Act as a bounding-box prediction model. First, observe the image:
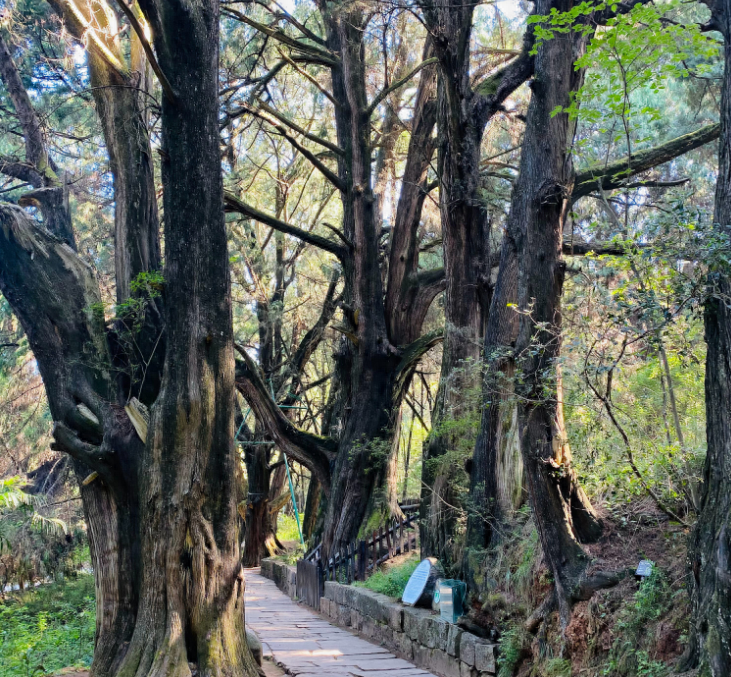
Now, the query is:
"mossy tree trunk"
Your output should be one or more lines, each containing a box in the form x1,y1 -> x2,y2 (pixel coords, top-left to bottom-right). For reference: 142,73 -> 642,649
0,0 -> 262,673
416,0 -> 534,569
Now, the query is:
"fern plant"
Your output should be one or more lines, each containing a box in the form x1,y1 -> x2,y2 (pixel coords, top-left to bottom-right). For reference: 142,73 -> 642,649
0,478 -> 67,552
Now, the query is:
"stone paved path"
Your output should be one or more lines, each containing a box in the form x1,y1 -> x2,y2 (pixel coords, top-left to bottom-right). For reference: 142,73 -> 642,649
245,569 -> 437,677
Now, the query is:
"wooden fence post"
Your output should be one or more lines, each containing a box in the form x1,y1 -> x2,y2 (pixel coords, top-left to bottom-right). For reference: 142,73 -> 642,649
358,540 -> 366,580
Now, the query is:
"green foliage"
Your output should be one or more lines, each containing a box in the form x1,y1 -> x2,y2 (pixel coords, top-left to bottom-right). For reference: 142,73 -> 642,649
353,553 -> 419,599
602,566 -> 673,676
543,659 -> 572,677
0,478 -> 67,552
0,576 -> 95,677
529,0 -> 719,176
277,512 -> 304,544
273,546 -> 304,566
505,524 -> 540,600
497,623 -> 530,677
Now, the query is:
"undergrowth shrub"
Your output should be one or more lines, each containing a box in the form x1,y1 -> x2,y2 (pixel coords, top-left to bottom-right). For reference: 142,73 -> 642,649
0,575 -> 95,677
604,565 -> 672,677
277,512 -> 304,543
497,623 -> 530,677
354,553 -> 419,599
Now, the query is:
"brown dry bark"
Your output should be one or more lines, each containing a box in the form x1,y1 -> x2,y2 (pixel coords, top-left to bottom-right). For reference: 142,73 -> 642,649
684,3 -> 731,675
506,0 -> 599,627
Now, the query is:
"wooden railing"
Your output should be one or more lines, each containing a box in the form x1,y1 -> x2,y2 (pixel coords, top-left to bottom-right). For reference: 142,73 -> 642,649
296,559 -> 322,611
302,511 -> 419,586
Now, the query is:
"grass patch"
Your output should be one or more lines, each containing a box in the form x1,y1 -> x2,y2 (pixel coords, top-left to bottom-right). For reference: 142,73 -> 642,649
0,575 -> 95,677
354,553 -> 419,599
276,512 -> 304,544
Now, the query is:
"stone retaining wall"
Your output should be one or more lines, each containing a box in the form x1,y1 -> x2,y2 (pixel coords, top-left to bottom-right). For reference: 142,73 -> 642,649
259,558 -> 297,599
259,558 -> 497,677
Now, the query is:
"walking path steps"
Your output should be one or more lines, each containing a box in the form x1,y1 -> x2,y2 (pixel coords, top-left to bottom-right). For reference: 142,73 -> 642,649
245,569 -> 438,677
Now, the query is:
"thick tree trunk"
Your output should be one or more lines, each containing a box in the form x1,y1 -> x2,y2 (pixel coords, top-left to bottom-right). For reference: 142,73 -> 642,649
316,4 -> 403,556
467,225 -> 598,556
1,3 -> 259,674
303,476 -> 321,543
0,204 -> 148,677
508,0 -> 599,627
416,0 -> 535,567
77,464 -> 139,677
466,1 -> 602,561
46,1 -> 161,304
113,0 -> 258,674
466,243 -> 522,552
0,23 -> 160,677
684,4 -> 731,674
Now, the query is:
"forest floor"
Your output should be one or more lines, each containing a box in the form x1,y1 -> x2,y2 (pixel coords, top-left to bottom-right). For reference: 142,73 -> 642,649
471,501 -> 692,677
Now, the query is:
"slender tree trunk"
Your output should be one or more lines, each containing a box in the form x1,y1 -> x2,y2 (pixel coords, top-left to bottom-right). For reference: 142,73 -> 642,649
303,475 -> 321,543
92,54 -> 160,306
418,2 -> 492,568
684,4 -> 731,674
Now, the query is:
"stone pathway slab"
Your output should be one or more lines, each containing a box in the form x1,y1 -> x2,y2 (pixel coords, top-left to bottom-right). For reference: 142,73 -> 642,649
245,569 -> 437,677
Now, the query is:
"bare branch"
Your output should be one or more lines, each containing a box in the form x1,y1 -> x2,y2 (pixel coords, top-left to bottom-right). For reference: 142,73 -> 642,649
110,0 -> 176,102
222,8 -> 338,66
286,268 -> 341,386
261,2 -> 327,46
250,101 -> 344,156
0,35 -> 49,180
366,57 -> 438,118
0,157 -> 43,186
224,191 -> 347,259
47,0 -> 128,76
276,48 -> 338,107
394,329 -> 443,403
241,103 -> 345,189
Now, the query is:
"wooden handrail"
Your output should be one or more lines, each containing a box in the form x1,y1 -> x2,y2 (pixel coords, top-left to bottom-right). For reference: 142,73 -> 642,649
302,512 -> 419,589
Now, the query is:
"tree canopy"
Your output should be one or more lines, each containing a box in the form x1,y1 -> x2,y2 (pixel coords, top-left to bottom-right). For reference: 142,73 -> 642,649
1,0 -> 731,676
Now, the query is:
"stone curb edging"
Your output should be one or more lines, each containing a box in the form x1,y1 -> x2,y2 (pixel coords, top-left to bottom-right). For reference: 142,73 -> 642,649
259,558 -> 497,677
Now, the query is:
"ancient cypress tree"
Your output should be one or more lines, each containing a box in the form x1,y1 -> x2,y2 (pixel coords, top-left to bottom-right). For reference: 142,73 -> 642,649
0,1 -> 260,674
228,4 -> 448,556
504,0 -> 599,627
465,0 -> 721,562
461,0 -> 719,624
415,0 -> 533,567
684,1 -> 731,674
